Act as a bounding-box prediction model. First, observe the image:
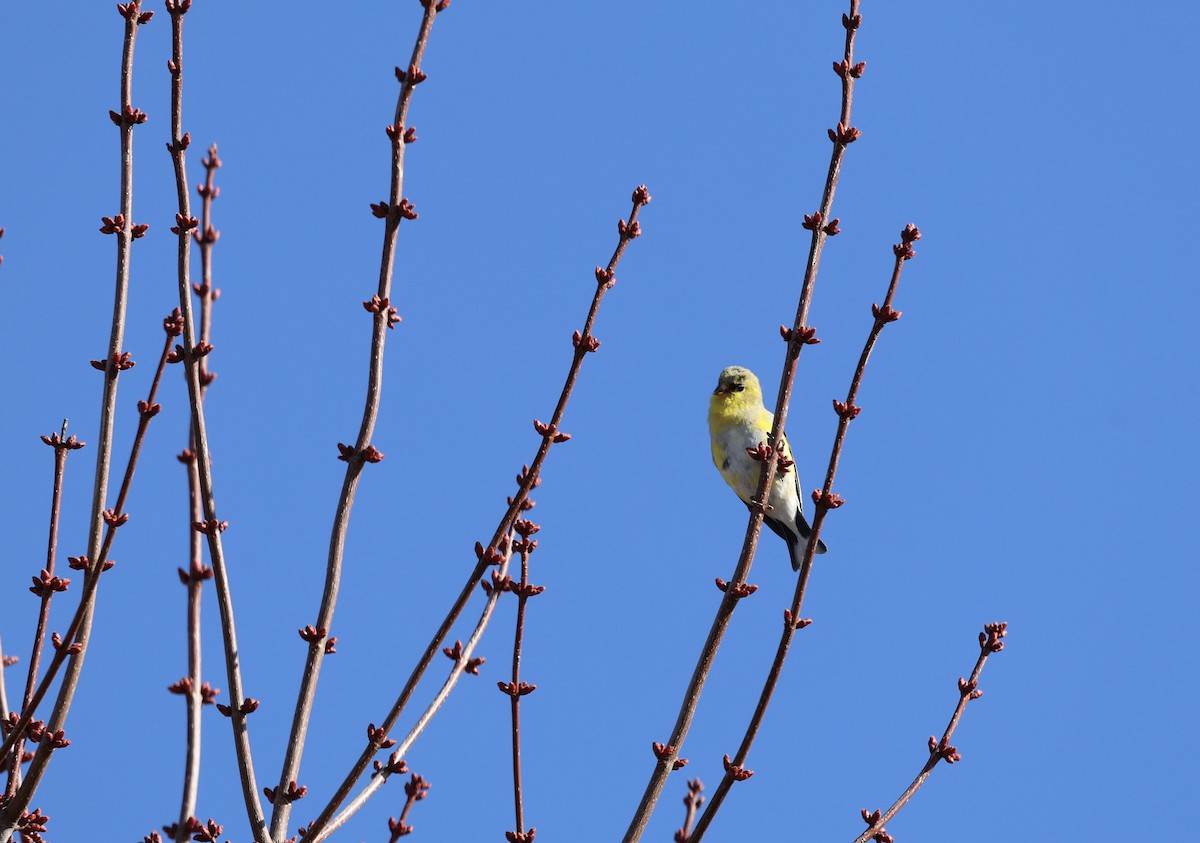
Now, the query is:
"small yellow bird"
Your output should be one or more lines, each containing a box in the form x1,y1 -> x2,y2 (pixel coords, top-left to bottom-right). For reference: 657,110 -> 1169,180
708,365 -> 827,570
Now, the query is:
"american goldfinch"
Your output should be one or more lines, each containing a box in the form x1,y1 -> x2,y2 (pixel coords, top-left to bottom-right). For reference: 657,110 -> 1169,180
708,365 -> 827,570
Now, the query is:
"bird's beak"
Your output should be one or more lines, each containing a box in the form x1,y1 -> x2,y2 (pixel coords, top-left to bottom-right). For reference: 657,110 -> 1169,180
713,383 -> 729,396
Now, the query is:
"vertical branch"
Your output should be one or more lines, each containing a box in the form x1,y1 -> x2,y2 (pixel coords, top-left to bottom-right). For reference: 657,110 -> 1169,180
504,519 -> 545,843
163,2 -> 268,841
268,4 -> 445,837
855,624 -> 1008,843
171,145 -> 220,842
687,225 -> 921,842
675,780 -> 705,843
3,426 -> 83,798
622,5 -> 864,840
0,311 -> 177,841
0,6 -> 153,840
167,11 -> 223,838
298,186 -> 651,843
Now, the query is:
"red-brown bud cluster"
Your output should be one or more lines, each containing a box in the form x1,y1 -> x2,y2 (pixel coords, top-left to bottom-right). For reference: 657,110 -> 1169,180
177,559 -> 213,584
475,543 -> 507,567
137,400 -> 162,419
632,185 -> 652,206
651,742 -> 676,762
833,399 -> 862,420
50,632 -> 83,654
15,807 -> 50,842
595,266 -> 616,287
298,625 -> 327,643
117,1 -> 155,21
263,781 -> 307,805
27,721 -> 70,749
41,432 -> 85,451
721,754 -> 753,781
91,351 -> 137,372
163,308 -> 185,337
214,698 -> 259,718
980,621 -> 1008,653
29,569 -> 70,597
860,809 -> 894,843
871,302 -> 902,323
811,489 -> 845,509
533,419 -> 571,443
103,509 -> 130,527
958,677 -> 983,700
714,578 -> 758,599
364,725 -> 398,749
192,519 -> 228,535
572,330 -> 601,352
928,735 -> 961,763
831,59 -> 867,79
827,122 -> 861,145
191,818 -> 223,843
404,772 -> 431,800
497,681 -> 536,697
783,610 -> 813,630
170,213 -> 199,234
506,830 -> 537,843
109,105 -> 149,126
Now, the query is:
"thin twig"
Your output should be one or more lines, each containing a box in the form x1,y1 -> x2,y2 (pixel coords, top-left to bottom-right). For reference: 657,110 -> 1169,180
298,186 -> 650,843
307,553 -> 512,843
0,7 -> 152,839
162,2 -> 268,840
267,3 -> 444,835
170,36 -> 223,843
0,321 -> 173,778
855,623 -> 1008,843
384,771 -> 430,842
505,519 -> 545,843
675,779 -> 705,843
3,424 -> 82,798
1,308 -> 176,838
622,4 -> 864,840
688,225 -> 921,841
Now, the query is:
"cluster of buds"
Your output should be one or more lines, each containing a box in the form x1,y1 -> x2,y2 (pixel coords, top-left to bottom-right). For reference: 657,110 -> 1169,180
860,809 -> 894,843
652,741 -> 688,771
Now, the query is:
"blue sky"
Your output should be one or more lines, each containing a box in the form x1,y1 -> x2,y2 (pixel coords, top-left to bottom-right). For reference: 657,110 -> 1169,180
1,2 -> 1197,841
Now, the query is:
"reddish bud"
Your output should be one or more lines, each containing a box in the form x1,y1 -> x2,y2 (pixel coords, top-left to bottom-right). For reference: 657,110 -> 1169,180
722,754 -> 753,781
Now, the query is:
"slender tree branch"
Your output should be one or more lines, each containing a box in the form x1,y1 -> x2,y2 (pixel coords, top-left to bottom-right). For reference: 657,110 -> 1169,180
162,2 -> 268,840
688,225 -> 920,841
308,553 -> 512,843
0,7 -> 152,839
0,318 -> 174,779
299,186 -> 650,843
383,770 -> 431,842
855,623 -> 1008,843
3,424 -> 81,798
504,519 -> 545,843
268,4 -> 446,835
675,779 -> 705,843
171,74 -> 223,843
622,4 -> 864,839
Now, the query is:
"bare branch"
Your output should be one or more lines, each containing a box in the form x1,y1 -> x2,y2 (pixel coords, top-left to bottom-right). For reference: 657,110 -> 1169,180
855,623 -> 1009,843
622,3 -> 865,838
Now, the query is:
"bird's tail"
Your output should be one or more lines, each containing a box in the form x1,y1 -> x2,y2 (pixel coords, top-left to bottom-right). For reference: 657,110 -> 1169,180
785,533 -> 828,572
763,510 -> 828,571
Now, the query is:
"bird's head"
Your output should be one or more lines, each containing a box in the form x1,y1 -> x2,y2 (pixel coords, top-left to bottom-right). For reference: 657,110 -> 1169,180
711,365 -> 763,411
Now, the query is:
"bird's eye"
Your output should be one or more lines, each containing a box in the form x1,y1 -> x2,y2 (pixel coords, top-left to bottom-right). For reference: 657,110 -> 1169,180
731,384 -> 745,392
